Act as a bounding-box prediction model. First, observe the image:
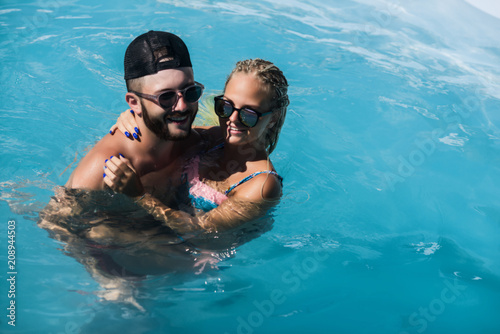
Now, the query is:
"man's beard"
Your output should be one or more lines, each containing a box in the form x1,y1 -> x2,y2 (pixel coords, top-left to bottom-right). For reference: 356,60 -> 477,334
141,102 -> 194,141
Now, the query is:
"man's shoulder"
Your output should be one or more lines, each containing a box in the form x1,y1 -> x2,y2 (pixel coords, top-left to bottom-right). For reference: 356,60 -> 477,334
84,134 -> 126,163
66,134 -> 128,190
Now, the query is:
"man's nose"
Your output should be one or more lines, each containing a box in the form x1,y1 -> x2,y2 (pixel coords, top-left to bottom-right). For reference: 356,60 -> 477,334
172,92 -> 188,112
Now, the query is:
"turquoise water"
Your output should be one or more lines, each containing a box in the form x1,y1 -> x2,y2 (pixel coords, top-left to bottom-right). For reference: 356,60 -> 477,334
1,0 -> 500,333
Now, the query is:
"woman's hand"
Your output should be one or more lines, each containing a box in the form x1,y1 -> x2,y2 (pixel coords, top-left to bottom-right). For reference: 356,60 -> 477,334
109,109 -> 141,140
103,154 -> 145,197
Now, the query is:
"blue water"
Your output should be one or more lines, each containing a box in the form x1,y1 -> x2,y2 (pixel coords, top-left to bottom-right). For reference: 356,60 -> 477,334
1,0 -> 500,333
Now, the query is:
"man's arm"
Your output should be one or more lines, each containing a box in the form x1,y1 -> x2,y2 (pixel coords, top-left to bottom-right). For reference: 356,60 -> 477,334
66,150 -> 107,189
66,134 -> 124,190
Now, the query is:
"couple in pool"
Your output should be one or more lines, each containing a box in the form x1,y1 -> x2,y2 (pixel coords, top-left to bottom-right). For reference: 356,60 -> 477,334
38,30 -> 288,307
41,30 -> 288,257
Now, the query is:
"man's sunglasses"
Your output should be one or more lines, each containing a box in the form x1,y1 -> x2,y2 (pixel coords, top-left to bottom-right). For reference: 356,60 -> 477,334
214,95 -> 273,128
129,82 -> 204,110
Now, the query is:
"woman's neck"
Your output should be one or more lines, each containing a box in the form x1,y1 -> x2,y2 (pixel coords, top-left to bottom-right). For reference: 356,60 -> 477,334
219,142 -> 268,174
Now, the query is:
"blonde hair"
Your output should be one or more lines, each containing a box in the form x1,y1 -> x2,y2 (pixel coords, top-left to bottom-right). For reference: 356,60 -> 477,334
225,59 -> 289,154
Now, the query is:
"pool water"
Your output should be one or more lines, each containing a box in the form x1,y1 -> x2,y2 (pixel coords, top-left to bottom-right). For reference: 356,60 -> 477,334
1,0 -> 500,333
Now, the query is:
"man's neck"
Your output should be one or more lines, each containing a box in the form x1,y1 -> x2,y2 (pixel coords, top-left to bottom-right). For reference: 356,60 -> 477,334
138,131 -> 175,158
125,129 -> 179,175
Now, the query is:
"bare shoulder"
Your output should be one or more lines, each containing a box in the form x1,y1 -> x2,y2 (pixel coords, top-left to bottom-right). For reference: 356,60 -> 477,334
231,171 -> 283,203
66,134 -> 126,190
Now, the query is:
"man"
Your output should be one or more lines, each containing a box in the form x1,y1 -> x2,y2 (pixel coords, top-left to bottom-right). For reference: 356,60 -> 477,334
66,30 -> 206,194
38,32 -> 216,303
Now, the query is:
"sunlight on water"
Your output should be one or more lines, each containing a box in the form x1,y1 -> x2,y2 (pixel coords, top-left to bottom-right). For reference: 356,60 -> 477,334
1,0 -> 500,333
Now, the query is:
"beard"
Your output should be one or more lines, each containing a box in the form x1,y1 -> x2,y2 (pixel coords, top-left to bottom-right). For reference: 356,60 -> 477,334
141,101 -> 195,141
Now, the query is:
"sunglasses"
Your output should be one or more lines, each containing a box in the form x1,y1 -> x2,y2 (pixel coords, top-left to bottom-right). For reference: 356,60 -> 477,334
214,95 -> 273,128
129,82 -> 204,110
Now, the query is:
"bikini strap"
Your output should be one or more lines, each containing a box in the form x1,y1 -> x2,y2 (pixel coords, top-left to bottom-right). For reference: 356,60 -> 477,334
197,128 -> 224,155
206,142 -> 224,154
224,171 -> 283,195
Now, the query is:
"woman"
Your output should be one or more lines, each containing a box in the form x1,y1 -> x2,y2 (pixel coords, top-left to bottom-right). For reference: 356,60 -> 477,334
105,59 -> 289,235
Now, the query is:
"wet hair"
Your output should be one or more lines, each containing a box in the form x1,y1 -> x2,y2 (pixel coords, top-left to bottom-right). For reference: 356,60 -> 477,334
225,59 -> 289,154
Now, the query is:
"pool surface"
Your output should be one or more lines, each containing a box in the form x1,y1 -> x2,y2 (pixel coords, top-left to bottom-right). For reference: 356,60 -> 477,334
1,0 -> 500,333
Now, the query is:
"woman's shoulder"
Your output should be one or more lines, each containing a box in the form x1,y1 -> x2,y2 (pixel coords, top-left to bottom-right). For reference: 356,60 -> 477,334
227,165 -> 283,202
193,126 -> 222,140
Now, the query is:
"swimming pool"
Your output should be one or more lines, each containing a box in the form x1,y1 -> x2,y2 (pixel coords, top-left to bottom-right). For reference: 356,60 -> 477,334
1,0 -> 500,332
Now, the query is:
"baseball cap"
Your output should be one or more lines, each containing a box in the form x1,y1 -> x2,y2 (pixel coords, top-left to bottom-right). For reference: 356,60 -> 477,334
124,30 -> 192,80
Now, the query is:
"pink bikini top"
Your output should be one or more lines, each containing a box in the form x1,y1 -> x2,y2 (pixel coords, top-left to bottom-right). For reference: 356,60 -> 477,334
183,145 -> 282,212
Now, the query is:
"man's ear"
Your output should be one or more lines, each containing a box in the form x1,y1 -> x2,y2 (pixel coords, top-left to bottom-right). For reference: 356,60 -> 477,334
125,93 -> 142,115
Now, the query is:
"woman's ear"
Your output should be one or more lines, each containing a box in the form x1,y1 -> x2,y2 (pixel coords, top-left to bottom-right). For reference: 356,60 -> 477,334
125,92 -> 142,115
267,111 -> 280,129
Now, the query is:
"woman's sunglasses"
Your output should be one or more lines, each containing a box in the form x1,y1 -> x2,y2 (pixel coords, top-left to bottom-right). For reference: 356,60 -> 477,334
214,95 -> 272,128
129,82 -> 204,110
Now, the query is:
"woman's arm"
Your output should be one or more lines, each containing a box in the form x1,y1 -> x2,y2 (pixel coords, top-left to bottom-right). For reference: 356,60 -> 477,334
104,156 -> 281,234
135,192 -> 276,234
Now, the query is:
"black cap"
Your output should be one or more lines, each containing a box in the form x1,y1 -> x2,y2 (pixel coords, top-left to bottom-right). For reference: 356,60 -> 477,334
124,30 -> 192,80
